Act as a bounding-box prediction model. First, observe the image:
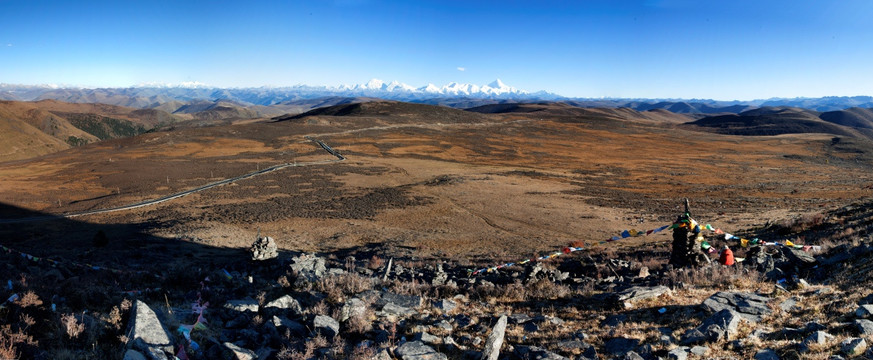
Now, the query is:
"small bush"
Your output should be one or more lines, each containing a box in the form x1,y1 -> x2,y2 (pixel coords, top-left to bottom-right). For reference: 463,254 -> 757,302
61,313 -> 85,339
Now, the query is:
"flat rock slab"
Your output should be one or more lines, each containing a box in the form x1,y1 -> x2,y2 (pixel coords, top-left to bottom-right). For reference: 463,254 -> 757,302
394,340 -> 448,360
380,292 -> 423,308
223,342 -> 257,360
127,300 -> 173,360
612,285 -> 671,308
224,299 -> 259,313
702,292 -> 772,322
681,309 -> 742,345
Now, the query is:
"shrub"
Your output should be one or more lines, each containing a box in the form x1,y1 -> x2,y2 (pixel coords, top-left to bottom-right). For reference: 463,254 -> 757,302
61,313 -> 85,339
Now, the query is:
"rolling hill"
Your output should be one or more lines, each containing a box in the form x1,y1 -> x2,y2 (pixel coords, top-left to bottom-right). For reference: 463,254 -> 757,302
819,107 -> 873,129
274,100 -> 490,125
685,107 -> 873,139
0,100 -> 186,162
0,101 -> 99,160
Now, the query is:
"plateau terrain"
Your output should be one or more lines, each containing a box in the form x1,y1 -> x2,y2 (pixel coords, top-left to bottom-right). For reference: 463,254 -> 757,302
2,100 -> 873,359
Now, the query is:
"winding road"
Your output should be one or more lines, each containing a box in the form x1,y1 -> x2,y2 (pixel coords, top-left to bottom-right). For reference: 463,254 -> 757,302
0,138 -> 345,224
1,119 -> 526,224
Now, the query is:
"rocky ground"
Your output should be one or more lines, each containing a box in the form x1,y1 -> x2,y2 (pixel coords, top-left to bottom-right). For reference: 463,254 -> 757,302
2,200 -> 873,360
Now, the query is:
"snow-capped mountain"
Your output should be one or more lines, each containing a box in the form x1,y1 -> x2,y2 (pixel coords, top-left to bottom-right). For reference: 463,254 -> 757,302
337,78 -> 529,98
0,79 -> 557,108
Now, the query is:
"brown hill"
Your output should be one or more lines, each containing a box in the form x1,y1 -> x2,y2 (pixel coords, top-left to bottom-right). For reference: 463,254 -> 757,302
466,102 -> 691,123
274,100 -> 490,126
819,107 -> 873,129
0,100 -> 190,162
32,99 -> 184,127
685,107 -> 867,138
0,101 -> 99,160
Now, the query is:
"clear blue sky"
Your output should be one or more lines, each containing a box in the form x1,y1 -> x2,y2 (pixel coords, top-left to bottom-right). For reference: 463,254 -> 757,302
1,0 -> 872,100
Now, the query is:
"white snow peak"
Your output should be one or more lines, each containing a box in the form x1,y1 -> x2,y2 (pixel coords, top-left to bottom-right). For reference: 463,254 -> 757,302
344,78 -> 526,97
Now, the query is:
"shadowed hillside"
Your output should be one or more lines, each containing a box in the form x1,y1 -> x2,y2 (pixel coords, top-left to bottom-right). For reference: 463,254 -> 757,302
685,107 -> 870,139
820,107 -> 873,129
274,101 -> 491,125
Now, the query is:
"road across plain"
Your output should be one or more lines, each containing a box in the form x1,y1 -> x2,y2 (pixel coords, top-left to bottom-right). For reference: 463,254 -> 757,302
0,138 -> 345,224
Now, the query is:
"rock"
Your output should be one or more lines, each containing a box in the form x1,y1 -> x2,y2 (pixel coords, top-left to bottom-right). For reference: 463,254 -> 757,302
666,347 -> 688,360
433,299 -> 457,312
690,345 -> 709,356
856,319 -> 873,335
782,247 -> 816,266
612,285 -> 671,309
375,349 -> 393,360
394,340 -> 448,360
224,299 -> 259,313
290,253 -> 327,283
523,322 -> 539,333
417,331 -> 441,345
223,342 -> 257,360
841,338 -> 867,356
432,263 -> 448,286
312,315 -> 339,339
250,236 -> 278,261
856,304 -> 873,318
513,345 -> 569,360
481,315 -> 507,360
434,320 -> 453,331
508,313 -> 532,324
555,339 -> 585,351
636,266 -> 650,278
380,292 -> 423,309
123,349 -> 148,360
620,351 -> 645,360
264,295 -> 302,315
602,314 -> 627,328
271,316 -> 307,337
681,309 -> 741,345
126,300 -> 173,360
340,298 -> 367,322
805,330 -> 834,345
604,337 -> 639,356
754,349 -> 780,360
380,303 -> 416,317
702,291 -> 772,322
779,297 -> 799,312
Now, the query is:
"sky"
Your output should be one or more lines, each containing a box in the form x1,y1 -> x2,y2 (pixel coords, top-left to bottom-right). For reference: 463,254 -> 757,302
1,0 -> 873,100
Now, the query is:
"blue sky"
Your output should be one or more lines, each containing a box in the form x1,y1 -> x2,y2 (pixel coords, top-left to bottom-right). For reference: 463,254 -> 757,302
1,0 -> 872,100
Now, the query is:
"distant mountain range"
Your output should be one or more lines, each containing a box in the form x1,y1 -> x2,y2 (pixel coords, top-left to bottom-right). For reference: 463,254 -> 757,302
2,81 -> 873,115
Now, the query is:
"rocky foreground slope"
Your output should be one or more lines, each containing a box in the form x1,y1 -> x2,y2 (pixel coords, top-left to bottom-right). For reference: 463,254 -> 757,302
2,201 -> 873,360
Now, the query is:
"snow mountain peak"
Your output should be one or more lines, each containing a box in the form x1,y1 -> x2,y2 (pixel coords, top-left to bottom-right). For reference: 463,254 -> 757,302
341,79 -> 529,98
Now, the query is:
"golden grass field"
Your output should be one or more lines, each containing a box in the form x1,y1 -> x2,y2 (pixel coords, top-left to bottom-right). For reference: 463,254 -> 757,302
2,102 -> 872,267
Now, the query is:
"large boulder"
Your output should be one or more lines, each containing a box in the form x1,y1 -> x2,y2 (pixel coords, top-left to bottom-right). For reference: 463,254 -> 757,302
702,292 -> 772,322
250,236 -> 278,261
481,315 -> 507,360
126,300 -> 173,360
312,315 -> 340,339
681,309 -> 742,345
290,253 -> 327,284
264,294 -> 303,315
